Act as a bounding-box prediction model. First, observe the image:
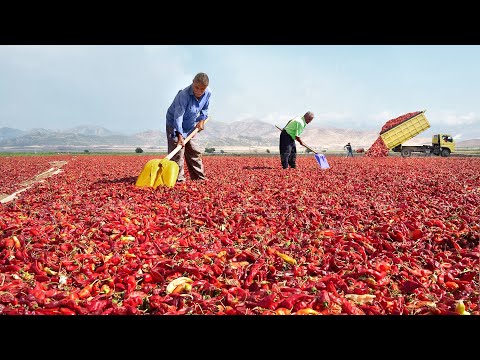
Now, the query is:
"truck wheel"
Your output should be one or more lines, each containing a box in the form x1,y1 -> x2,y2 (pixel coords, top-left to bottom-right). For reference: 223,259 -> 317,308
441,148 -> 451,157
432,148 -> 440,156
401,149 -> 411,157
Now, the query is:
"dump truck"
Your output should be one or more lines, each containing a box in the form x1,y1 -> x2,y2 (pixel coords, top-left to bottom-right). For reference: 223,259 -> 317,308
380,110 -> 455,157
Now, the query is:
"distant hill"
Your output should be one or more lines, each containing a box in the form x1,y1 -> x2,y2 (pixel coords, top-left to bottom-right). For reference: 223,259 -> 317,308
0,124 -> 165,147
61,125 -> 123,137
0,127 -> 26,142
456,139 -> 480,148
1,121 -> 479,151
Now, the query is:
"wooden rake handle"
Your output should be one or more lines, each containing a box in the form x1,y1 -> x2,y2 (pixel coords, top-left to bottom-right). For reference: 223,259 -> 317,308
275,125 -> 317,154
166,117 -> 210,160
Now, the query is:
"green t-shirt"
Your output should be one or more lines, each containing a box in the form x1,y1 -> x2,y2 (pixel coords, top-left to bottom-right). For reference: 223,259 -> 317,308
284,116 -> 307,140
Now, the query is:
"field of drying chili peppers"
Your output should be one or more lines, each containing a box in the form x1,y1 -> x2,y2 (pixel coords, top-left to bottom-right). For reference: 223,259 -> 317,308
0,154 -> 479,315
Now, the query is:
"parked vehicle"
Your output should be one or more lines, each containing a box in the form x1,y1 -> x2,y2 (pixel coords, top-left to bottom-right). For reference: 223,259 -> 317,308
380,110 -> 455,157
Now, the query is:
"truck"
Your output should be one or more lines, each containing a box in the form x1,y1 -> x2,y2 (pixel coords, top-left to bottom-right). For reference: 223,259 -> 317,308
380,110 -> 455,158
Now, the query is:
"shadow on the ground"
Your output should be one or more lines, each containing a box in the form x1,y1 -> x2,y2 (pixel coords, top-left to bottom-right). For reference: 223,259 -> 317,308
94,176 -> 137,185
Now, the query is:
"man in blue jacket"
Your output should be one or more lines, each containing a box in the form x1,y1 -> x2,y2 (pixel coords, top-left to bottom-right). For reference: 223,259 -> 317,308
166,72 -> 211,182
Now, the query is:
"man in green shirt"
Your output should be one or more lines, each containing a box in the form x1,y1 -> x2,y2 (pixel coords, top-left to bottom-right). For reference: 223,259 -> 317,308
279,111 -> 314,169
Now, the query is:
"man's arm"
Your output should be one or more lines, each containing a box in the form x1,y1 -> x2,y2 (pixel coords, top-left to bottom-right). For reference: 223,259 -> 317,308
295,136 -> 304,146
198,93 -> 210,121
172,95 -> 189,146
196,93 -> 210,131
173,115 -> 186,147
293,121 -> 305,146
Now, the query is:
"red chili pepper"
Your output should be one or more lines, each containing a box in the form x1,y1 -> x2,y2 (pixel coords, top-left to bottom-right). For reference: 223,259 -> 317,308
380,240 -> 395,251
315,290 -> 331,310
223,292 -> 236,305
1,264 -> 21,272
60,307 -> 76,315
61,259 -> 75,267
244,259 -> 264,288
274,308 -> 291,315
220,236 -> 233,246
115,283 -> 126,292
228,286 -> 247,300
375,262 -> 391,272
293,266 -> 307,277
78,282 -> 95,299
143,273 -> 153,283
450,239 -> 462,252
326,281 -> 340,297
86,299 -> 109,313
77,287 -> 91,299
65,300 -> 89,315
34,308 -> 61,315
375,277 -> 391,287
44,289 -> 59,298
268,264 -> 277,275
224,306 -> 238,315
44,298 -> 68,309
404,266 -> 431,278
318,274 -> 338,283
256,293 -> 278,310
101,308 -> 114,315
126,275 -> 136,295
365,269 -> 386,280
211,263 -> 223,276
431,219 -> 446,229
35,275 -> 50,282
278,293 -> 311,309
29,228 -> 40,237
32,260 -> 47,276
293,301 -> 311,313
445,281 -> 459,290
64,264 -> 78,272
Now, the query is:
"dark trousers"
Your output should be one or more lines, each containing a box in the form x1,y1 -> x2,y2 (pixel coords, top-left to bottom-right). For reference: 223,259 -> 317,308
279,130 -> 296,169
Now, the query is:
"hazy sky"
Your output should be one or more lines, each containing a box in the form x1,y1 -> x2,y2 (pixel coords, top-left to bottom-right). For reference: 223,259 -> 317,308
1,45 -> 479,139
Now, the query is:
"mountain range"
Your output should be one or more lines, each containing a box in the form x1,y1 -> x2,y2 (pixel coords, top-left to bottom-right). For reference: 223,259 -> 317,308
0,120 -> 479,151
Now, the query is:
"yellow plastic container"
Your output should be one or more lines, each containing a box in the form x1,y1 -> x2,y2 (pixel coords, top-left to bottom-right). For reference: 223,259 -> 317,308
380,111 -> 431,150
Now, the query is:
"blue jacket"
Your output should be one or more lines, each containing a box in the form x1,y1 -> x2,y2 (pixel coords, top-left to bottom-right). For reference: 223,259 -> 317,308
166,84 -> 211,138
